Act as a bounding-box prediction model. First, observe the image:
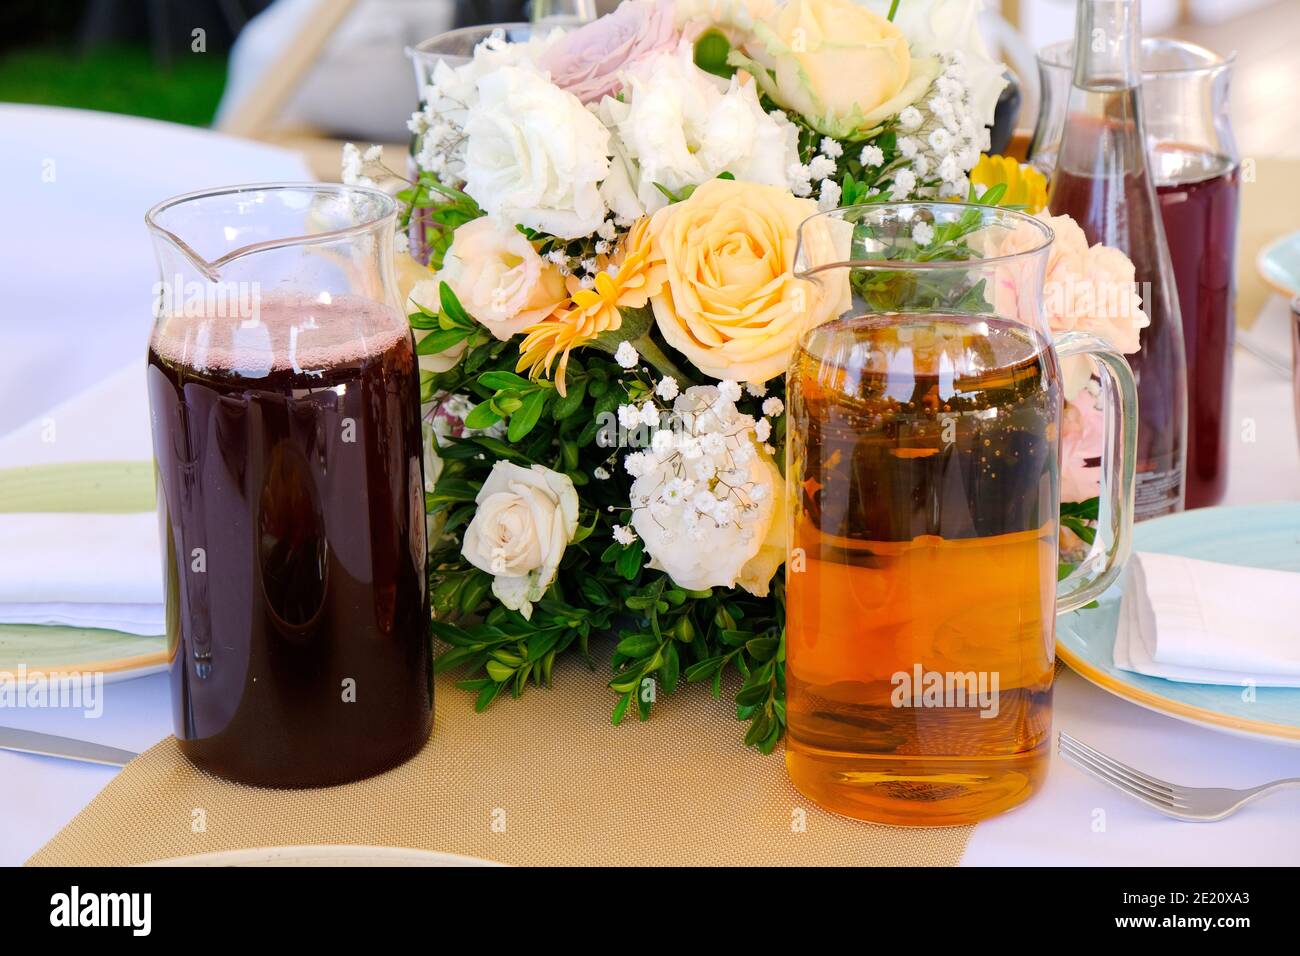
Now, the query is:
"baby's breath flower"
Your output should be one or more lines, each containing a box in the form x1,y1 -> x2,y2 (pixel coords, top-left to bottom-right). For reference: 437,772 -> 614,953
808,155 -> 836,180
899,106 -> 924,131
612,524 -> 637,545
615,341 -> 639,369
818,179 -> 842,211
762,397 -> 784,417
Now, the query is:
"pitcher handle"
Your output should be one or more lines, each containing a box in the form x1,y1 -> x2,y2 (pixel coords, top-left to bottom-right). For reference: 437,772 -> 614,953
1053,332 -> 1138,614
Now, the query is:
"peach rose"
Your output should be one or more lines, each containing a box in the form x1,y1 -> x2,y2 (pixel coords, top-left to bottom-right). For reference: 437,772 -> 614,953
731,0 -> 937,139
440,216 -> 568,341
645,178 -> 850,384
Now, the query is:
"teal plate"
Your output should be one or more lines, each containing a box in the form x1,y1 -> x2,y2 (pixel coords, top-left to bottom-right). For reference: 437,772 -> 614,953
1258,230 -> 1300,298
1057,503 -> 1300,746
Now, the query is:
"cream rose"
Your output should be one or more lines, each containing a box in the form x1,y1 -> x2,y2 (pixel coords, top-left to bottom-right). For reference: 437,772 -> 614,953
646,178 -> 851,384
731,0 -> 938,139
439,216 -> 568,341
461,462 -> 579,619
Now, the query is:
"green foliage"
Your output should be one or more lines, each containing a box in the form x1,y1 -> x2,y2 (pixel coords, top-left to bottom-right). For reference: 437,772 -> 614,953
1060,497 -> 1101,546
396,175 -> 484,271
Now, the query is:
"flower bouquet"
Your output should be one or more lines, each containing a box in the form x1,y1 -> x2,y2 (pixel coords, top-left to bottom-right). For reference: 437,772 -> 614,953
343,0 -> 1148,751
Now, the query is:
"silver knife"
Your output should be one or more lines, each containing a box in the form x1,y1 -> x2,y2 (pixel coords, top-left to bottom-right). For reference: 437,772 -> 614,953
0,726 -> 138,767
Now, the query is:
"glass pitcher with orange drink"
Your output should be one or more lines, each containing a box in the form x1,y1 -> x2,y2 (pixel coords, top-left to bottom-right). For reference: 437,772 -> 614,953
784,202 -> 1137,825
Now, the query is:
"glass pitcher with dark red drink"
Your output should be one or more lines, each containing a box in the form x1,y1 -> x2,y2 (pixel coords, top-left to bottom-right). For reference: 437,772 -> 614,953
145,184 -> 432,787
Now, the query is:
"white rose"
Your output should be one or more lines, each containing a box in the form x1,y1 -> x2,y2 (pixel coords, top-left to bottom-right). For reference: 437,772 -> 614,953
438,216 -> 568,340
463,66 -> 611,239
598,44 -> 801,218
417,30 -> 562,183
461,462 -> 580,618
860,0 -> 1007,127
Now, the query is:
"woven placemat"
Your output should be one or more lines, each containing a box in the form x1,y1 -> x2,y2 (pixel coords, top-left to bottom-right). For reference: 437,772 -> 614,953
27,652 -> 972,866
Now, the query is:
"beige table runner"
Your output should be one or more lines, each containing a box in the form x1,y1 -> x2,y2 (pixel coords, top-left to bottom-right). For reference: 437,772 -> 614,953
28,652 -> 971,866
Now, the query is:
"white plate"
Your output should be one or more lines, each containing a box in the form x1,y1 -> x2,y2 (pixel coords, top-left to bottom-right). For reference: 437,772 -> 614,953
142,845 -> 501,867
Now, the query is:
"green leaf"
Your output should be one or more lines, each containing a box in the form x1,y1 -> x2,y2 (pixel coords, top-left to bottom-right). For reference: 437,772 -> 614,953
587,305 -> 655,356
611,691 -> 632,726
416,328 -> 469,355
660,641 -> 680,694
463,401 -> 502,431
978,181 -> 1009,206
551,378 -> 588,420
479,370 -> 534,391
458,572 -> 492,615
507,388 -> 548,442
684,656 -> 724,682
745,636 -> 779,661
614,539 -> 644,580
616,633 -> 659,658
439,281 -> 473,327
407,309 -> 441,330
474,681 -> 503,712
485,660 -> 515,683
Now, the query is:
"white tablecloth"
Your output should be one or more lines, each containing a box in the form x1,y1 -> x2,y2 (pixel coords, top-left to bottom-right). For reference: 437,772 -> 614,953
1,106 -> 1298,866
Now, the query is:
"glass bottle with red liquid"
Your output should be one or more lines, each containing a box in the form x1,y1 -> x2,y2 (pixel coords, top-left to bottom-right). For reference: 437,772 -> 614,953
1046,0 -> 1188,519
1032,35 -> 1240,509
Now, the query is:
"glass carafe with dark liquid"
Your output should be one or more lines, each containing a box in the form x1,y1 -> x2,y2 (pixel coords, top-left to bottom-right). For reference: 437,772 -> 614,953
1031,36 -> 1240,509
785,202 -> 1137,825
1045,0 -> 1188,520
145,184 -> 432,787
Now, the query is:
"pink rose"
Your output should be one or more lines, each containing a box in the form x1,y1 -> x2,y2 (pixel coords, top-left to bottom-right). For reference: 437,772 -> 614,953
539,0 -> 680,104
986,211 -> 1149,399
1060,394 -> 1104,503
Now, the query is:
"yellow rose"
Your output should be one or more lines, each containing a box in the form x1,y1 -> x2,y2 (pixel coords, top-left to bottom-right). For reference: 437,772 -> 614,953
646,178 -> 851,384
731,0 -> 938,139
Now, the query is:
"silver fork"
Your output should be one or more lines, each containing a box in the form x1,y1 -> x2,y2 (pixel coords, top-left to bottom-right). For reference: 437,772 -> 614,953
1058,732 -> 1300,822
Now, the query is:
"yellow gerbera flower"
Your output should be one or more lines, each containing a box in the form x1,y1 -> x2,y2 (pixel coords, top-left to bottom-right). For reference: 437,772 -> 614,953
517,217 -> 666,394
970,154 -> 1048,214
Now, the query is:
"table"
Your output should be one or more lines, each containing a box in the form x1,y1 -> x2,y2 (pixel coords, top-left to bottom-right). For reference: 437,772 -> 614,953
1,107 -> 1298,866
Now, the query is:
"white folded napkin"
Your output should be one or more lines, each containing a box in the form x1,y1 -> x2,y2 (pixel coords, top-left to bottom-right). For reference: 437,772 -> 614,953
0,365 -> 163,635
1113,551 -> 1300,687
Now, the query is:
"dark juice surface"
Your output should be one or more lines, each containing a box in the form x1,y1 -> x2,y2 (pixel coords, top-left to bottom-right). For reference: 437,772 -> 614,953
147,294 -> 431,787
1155,148 -> 1240,508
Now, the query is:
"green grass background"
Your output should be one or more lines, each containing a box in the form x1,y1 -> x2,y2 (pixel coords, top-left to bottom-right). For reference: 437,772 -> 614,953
0,45 -> 227,126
